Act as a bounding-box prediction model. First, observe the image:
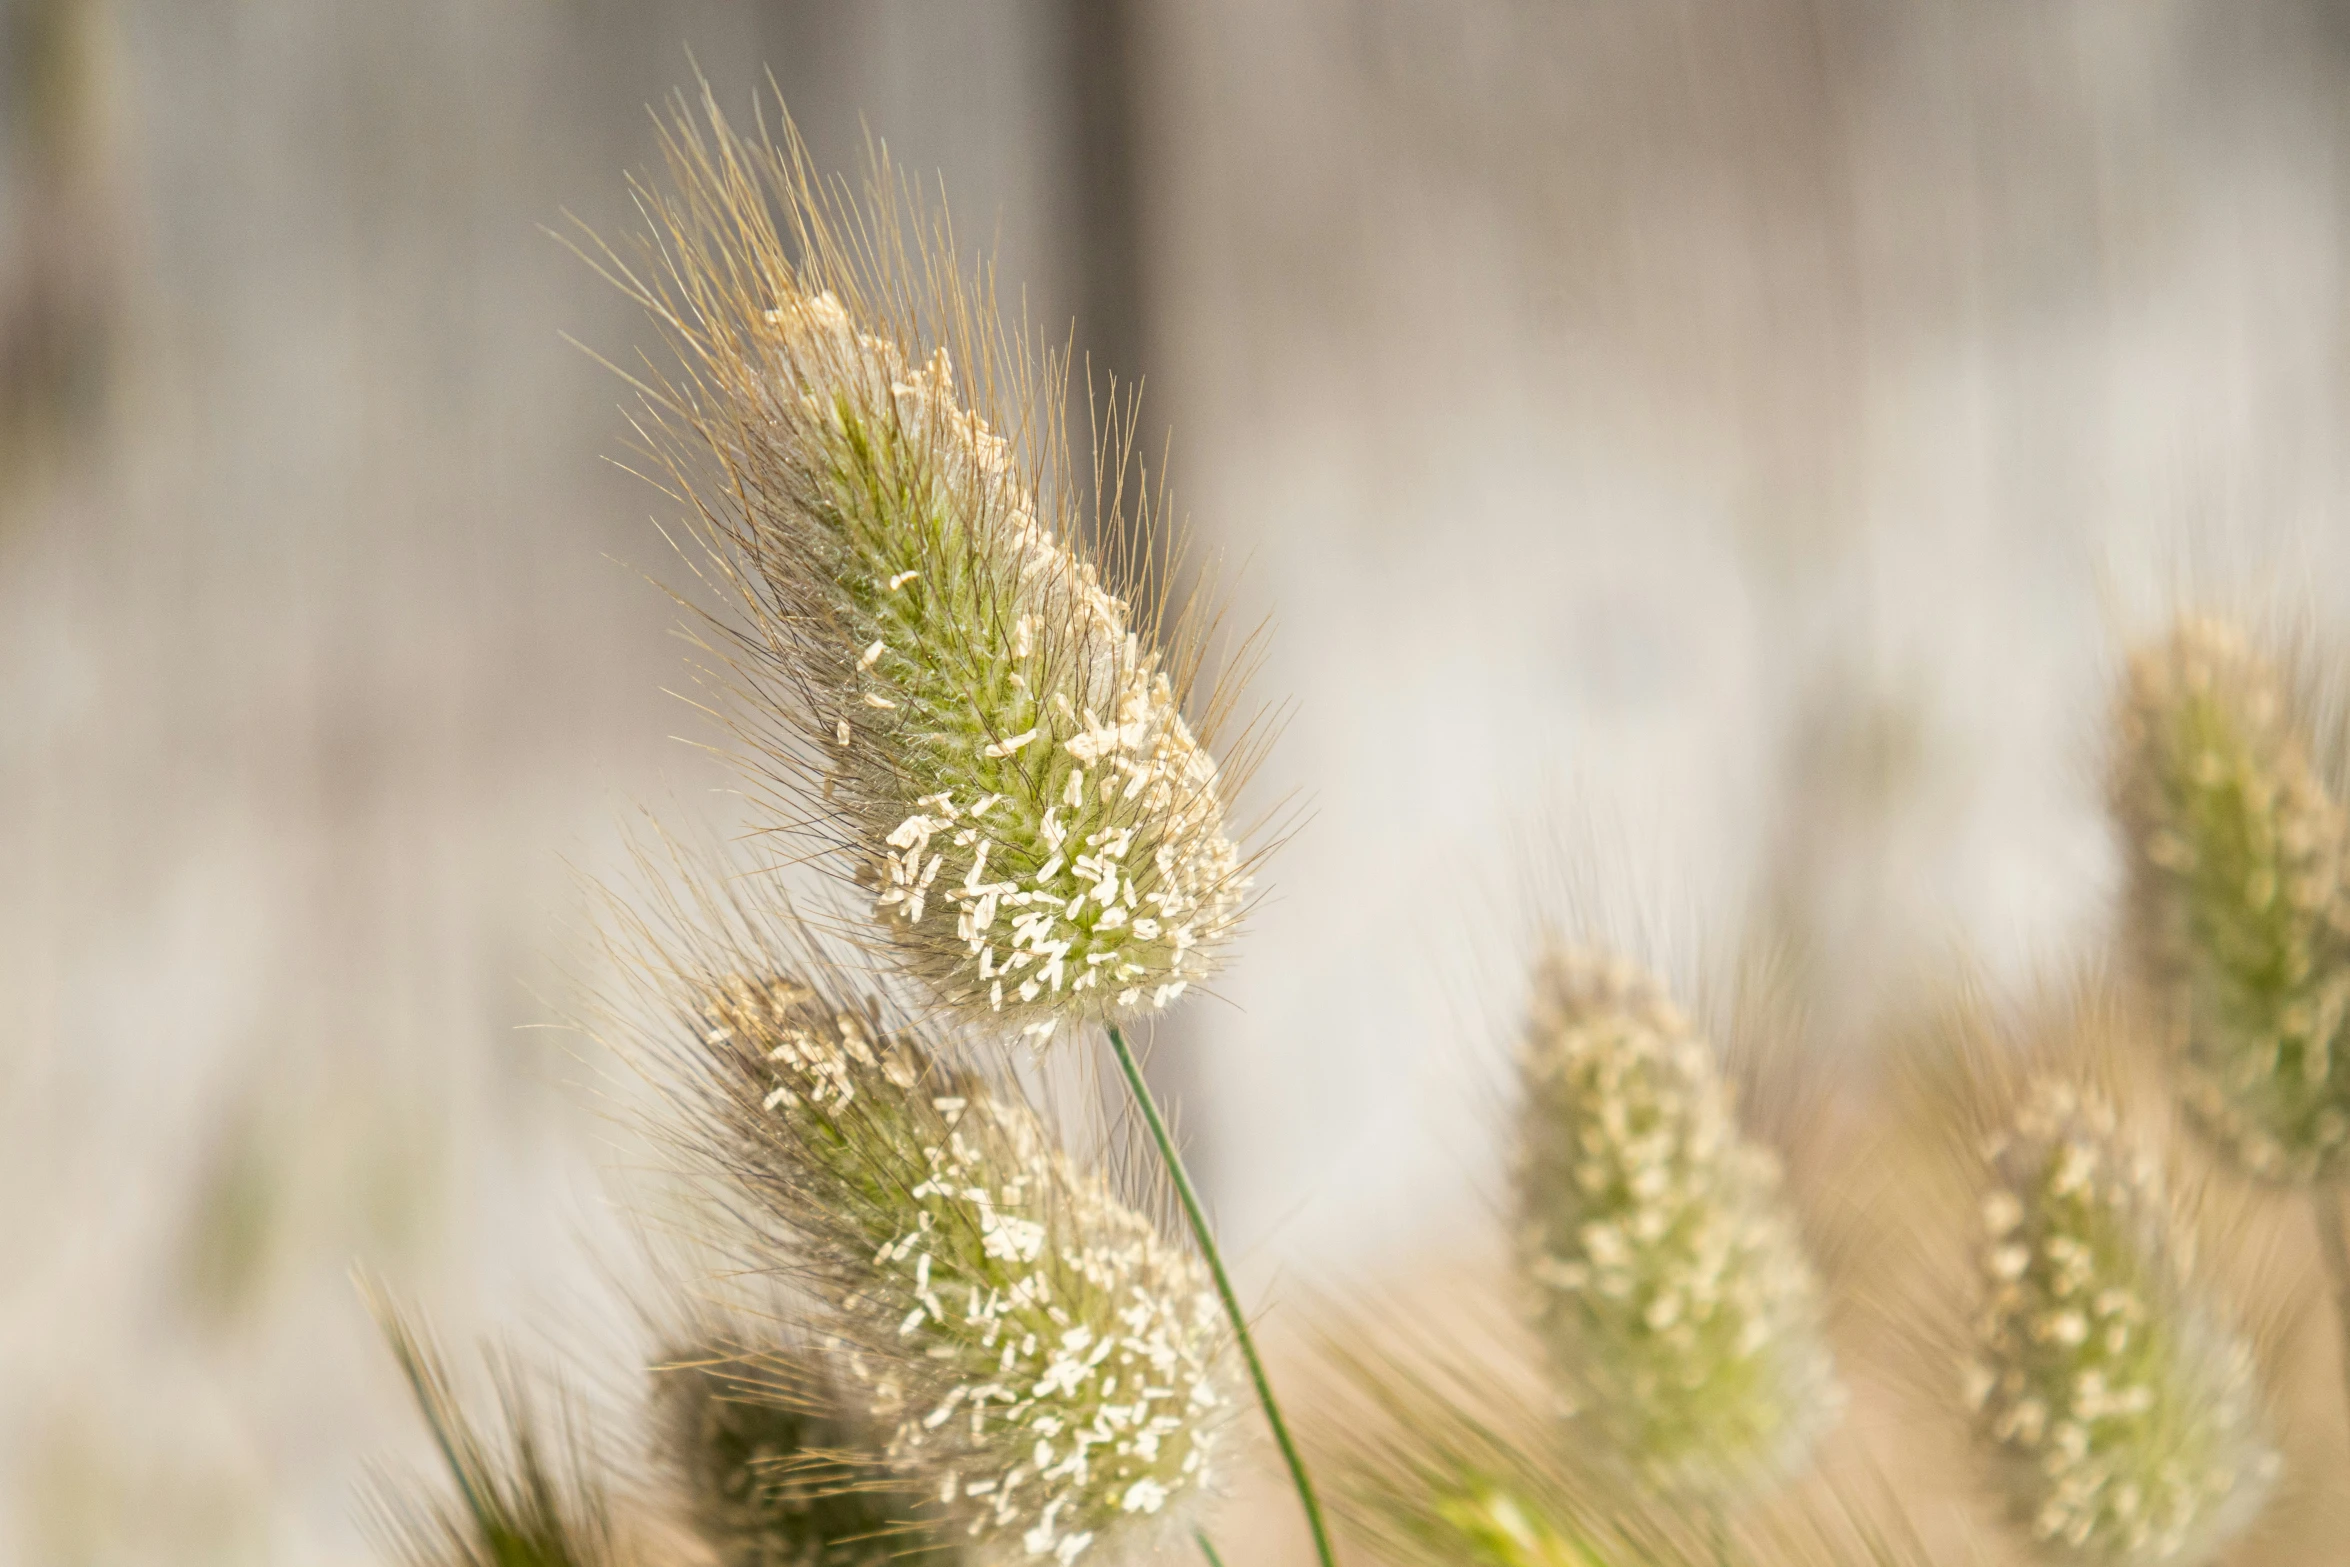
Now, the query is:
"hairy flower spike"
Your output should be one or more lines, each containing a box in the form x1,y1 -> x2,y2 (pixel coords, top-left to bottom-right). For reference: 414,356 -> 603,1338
615,106 -> 1253,1044
790,300 -> 1242,1042
1966,1081 -> 2276,1564
1514,950 -> 1841,1497
655,1346 -> 938,1567
691,973 -> 1231,1562
2112,615 -> 2350,1180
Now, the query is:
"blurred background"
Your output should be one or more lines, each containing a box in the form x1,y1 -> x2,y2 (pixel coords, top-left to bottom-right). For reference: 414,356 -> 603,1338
8,1 -> 2350,1560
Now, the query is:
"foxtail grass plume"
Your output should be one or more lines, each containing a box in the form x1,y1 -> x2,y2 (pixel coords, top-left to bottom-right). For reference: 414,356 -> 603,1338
1515,949 -> 1841,1498
603,98 -> 1255,1045
654,1343 -> 941,1567
1964,1080 -> 2276,1564
684,968 -> 1231,1563
2112,615 -> 2350,1180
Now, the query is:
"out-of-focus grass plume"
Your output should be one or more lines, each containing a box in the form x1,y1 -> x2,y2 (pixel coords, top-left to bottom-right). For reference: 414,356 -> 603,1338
1514,948 -> 1841,1499
1308,1303 -> 1961,1567
1866,974 -> 2311,1567
1964,1080 -> 2276,1564
1426,1483 -> 1603,1567
2111,615 -> 2350,1183
1310,1316 -> 1695,1567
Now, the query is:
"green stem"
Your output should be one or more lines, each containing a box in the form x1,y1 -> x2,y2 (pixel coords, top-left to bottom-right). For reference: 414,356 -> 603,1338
2316,1185 -> 2350,1447
1106,1023 -> 1336,1567
1194,1528 -> 1229,1567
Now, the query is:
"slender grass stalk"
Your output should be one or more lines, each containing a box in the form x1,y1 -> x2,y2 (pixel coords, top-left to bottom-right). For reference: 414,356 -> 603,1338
1194,1528 -> 1228,1567
1106,1022 -> 1335,1567
2317,1186 -> 2350,1455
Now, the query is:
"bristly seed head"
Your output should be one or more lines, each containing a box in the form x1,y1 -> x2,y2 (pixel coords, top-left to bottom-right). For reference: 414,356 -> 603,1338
654,1344 -> 939,1567
689,972 -> 1232,1563
2111,614 -> 2350,1182
1514,949 -> 1842,1500
772,298 -> 1242,1045
1965,1080 -> 2276,1565
611,102 -> 1255,1047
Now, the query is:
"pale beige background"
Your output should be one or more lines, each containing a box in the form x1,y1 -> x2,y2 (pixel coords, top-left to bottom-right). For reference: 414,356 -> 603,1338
6,2 -> 2350,1561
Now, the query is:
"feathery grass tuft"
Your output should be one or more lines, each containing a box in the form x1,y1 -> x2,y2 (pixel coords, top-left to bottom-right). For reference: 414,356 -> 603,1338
2111,615 -> 2350,1182
583,92 -> 1265,1046
1964,1080 -> 2276,1564
1515,949 -> 1842,1499
673,962 -> 1232,1564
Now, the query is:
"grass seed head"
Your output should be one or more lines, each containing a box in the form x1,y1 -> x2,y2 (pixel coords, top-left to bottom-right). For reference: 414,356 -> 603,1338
601,97 -> 1259,1047
654,1343 -> 938,1567
1514,949 -> 1842,1501
683,968 -> 1233,1564
1965,1080 -> 2276,1565
2111,614 -> 2350,1180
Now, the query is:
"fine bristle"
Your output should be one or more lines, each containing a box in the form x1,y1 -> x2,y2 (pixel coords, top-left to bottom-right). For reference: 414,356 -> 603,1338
362,1284 -> 641,1567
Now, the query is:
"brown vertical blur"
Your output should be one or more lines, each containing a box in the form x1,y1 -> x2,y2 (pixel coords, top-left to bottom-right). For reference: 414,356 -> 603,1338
0,0 -> 118,504
1063,0 -> 1149,400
